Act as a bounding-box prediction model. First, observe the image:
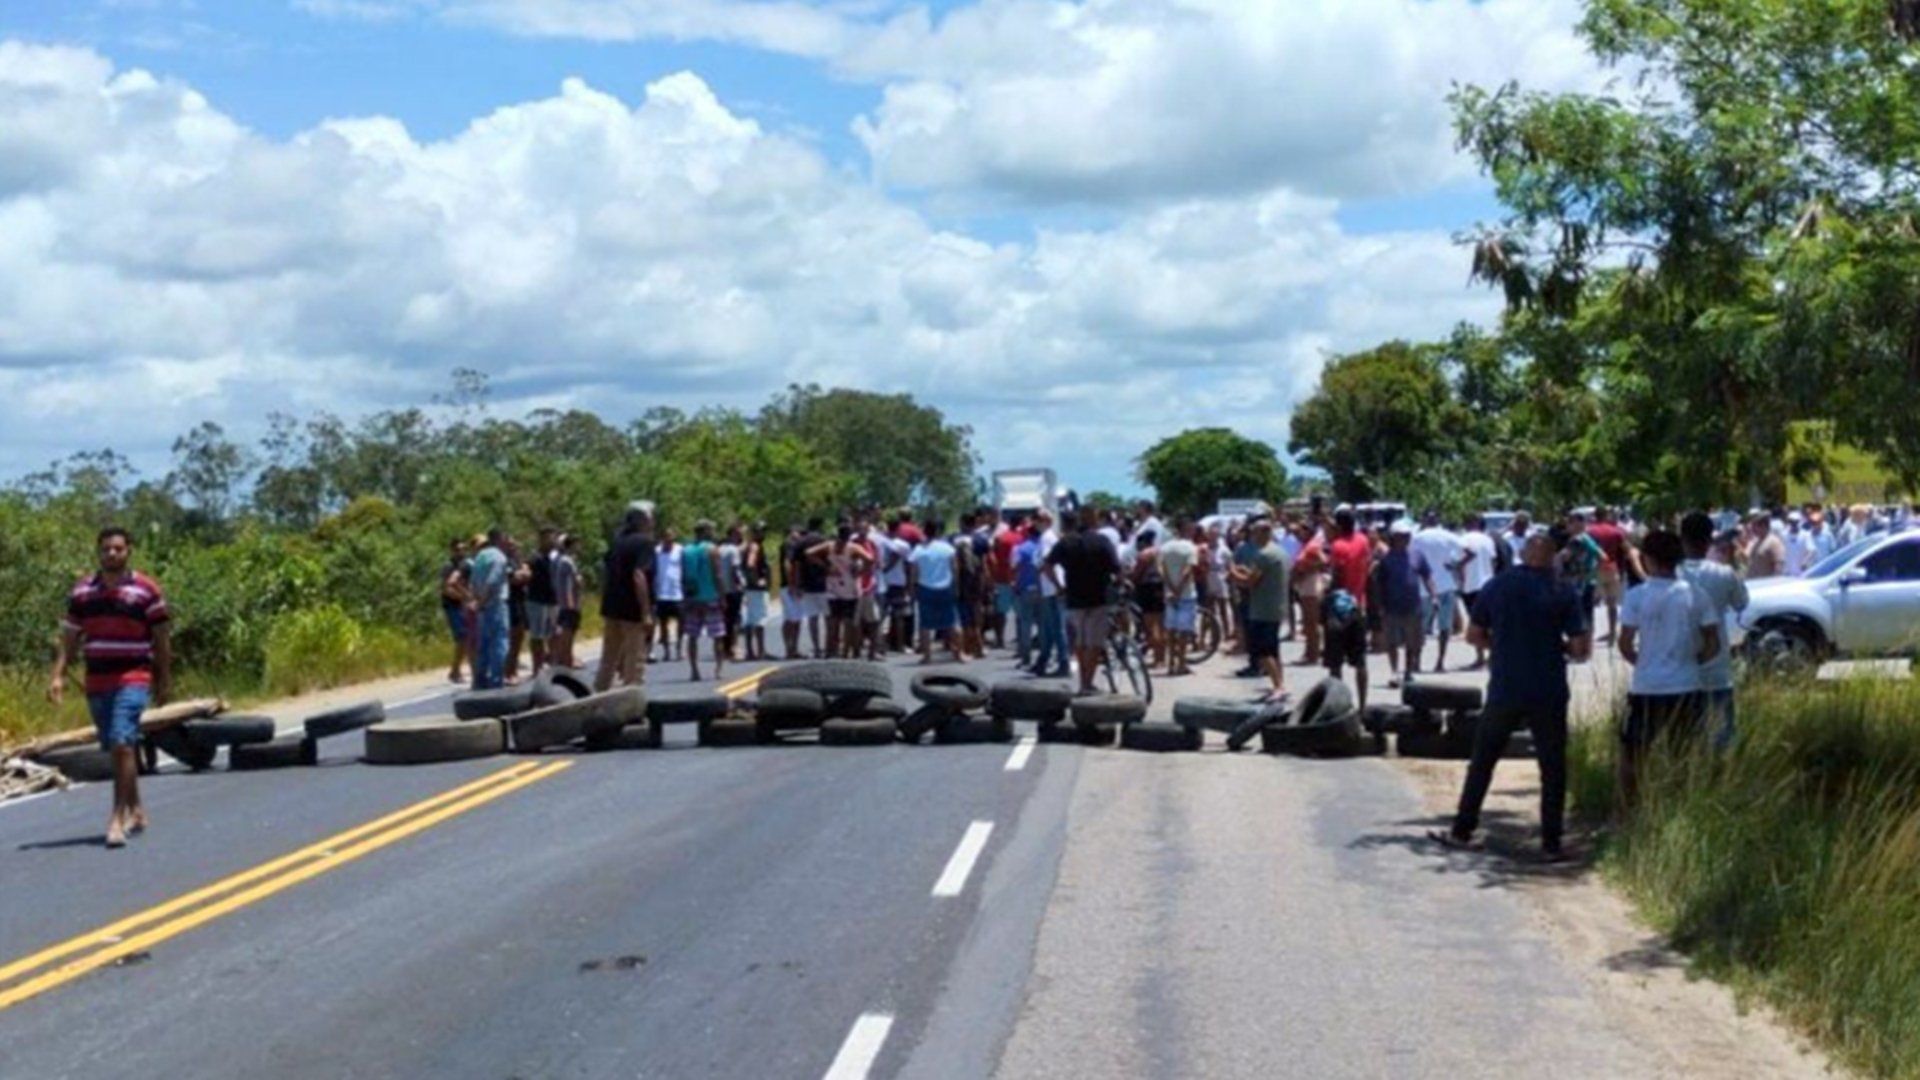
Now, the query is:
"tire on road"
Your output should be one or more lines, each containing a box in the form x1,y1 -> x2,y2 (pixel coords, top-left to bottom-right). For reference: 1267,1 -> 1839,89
1171,697 -> 1263,734
897,704 -> 947,744
303,700 -> 386,741
836,697 -> 907,721
821,717 -> 898,746
910,671 -> 991,711
756,688 -> 827,730
453,685 -> 535,720
1400,680 -> 1483,713
1121,721 -> 1204,752
510,688 -> 647,752
1361,704 -> 1416,736
583,724 -> 665,752
364,716 -> 505,765
760,660 -> 895,701
230,734 -> 318,770
698,716 -> 771,747
1224,701 -> 1289,752
183,715 -> 278,749
31,745 -> 117,782
933,714 -> 1015,745
535,667 -> 594,705
989,681 -> 1073,721
646,691 -> 731,726
1262,711 -> 1371,757
147,725 -> 217,771
1071,694 -> 1148,727
1286,679 -> 1356,729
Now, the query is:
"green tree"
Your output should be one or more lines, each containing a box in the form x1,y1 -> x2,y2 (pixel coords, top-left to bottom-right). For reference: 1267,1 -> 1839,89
758,385 -> 979,514
168,421 -> 252,525
1135,428 -> 1288,518
1453,0 -> 1920,503
1288,342 -> 1457,502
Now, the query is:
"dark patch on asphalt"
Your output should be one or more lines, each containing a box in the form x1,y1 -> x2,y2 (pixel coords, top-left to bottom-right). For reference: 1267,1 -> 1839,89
744,960 -> 804,976
114,951 -> 152,967
578,954 -> 647,973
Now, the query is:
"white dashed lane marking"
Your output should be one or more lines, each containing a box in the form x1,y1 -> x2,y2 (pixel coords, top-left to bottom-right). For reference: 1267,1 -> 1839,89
931,821 -> 995,898
823,1013 -> 893,1080
1003,736 -> 1036,772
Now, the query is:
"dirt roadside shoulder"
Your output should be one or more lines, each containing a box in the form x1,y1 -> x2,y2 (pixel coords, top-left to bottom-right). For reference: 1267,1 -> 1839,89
1392,750 -> 1839,1080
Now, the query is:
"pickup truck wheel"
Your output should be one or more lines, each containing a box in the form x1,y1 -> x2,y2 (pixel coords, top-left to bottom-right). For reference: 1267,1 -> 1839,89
1752,623 -> 1821,680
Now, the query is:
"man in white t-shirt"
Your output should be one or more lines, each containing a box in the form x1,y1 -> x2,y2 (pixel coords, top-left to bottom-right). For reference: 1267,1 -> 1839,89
1030,511 -> 1068,676
1679,512 -> 1749,748
1619,528 -> 1720,806
1158,517 -> 1202,676
1411,511 -> 1470,673
1458,514 -> 1500,670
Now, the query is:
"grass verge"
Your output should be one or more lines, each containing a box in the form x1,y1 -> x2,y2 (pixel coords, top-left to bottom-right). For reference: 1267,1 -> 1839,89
1570,678 -> 1920,1079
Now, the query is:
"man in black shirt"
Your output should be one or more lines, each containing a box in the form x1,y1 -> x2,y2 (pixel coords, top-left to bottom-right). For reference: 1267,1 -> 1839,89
1046,507 -> 1121,694
594,506 -> 656,691
795,516 -> 830,658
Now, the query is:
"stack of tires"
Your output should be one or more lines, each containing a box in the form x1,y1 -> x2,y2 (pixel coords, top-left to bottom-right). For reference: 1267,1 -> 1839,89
733,661 -> 903,747
368,668 -> 648,764
1038,693 -> 1146,747
906,671 -> 1005,745
990,681 -> 1073,742
1391,682 -> 1529,760
1256,678 -> 1375,758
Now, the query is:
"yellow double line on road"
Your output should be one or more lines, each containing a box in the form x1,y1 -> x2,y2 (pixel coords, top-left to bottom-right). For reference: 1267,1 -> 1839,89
715,665 -> 778,699
0,760 -> 569,1014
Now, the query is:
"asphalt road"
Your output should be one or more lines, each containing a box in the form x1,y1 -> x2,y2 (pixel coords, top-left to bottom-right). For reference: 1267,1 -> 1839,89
0,635 -> 1717,1079
0,653 -> 1079,1080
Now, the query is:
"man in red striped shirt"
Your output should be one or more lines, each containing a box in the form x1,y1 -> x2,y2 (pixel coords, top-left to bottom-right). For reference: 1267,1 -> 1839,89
49,527 -> 172,849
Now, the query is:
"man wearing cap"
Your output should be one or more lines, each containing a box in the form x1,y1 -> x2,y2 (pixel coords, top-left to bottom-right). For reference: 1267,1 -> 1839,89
1434,534 -> 1591,861
595,505 -> 655,691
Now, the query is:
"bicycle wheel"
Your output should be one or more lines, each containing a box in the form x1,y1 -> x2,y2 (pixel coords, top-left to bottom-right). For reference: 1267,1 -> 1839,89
1104,634 -> 1154,704
1186,609 -> 1222,666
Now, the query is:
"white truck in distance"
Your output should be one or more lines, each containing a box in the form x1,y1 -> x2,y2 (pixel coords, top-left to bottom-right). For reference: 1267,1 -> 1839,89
993,469 -> 1059,526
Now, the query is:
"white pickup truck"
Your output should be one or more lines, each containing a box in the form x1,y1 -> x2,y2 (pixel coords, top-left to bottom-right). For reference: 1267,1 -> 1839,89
1738,528 -> 1920,675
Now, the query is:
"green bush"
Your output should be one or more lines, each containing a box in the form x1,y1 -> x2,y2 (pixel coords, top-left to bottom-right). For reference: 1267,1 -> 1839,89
1571,680 -> 1920,1078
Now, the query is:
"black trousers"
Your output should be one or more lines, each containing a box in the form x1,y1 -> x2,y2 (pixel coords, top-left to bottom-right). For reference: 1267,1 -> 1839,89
1452,700 -> 1569,848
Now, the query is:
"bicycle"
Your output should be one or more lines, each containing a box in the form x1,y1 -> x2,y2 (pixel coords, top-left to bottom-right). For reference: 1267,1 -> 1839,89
1120,592 -> 1220,669
1102,597 -> 1155,703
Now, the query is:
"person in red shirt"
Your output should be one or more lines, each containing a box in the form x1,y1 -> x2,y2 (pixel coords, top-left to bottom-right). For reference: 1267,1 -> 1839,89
1586,507 -> 1641,645
990,512 -> 1020,650
1326,507 -> 1375,602
49,526 -> 172,849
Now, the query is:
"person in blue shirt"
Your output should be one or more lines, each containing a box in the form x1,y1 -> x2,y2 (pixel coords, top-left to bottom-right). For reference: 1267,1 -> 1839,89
1011,524 -> 1044,666
1377,520 -> 1430,689
1434,534 -> 1592,861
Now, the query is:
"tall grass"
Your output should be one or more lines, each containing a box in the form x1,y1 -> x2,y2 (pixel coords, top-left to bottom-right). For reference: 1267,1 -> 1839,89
1570,679 -> 1920,1078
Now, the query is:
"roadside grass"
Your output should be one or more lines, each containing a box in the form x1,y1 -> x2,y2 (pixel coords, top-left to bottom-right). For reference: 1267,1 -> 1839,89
1569,678 -> 1920,1079
2,607 -> 608,748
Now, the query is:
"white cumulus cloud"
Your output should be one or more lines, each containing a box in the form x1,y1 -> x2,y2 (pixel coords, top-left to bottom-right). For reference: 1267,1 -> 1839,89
0,40 -> 1499,489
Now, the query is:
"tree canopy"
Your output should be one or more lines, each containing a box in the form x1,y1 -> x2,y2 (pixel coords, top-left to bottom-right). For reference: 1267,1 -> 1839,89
1135,428 -> 1288,518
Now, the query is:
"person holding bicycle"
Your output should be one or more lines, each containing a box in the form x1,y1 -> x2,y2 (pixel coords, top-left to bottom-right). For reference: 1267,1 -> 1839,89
1046,506 -> 1122,696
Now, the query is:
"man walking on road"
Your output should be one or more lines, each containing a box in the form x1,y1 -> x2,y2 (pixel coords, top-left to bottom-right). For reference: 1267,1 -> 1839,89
1047,507 -> 1121,695
1030,510 -> 1069,677
1435,534 -> 1591,861
466,530 -> 512,690
594,506 -> 655,692
524,526 -> 560,677
551,533 -> 582,670
49,527 -> 172,848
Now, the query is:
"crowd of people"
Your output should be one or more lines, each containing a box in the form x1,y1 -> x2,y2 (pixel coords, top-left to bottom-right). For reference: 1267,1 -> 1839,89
43,489 -> 1911,851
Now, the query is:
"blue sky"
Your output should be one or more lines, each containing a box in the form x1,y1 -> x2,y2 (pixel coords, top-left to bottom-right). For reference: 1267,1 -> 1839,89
0,0 -> 1592,496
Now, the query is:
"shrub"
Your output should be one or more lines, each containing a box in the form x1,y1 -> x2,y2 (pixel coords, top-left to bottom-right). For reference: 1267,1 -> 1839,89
1571,679 -> 1920,1078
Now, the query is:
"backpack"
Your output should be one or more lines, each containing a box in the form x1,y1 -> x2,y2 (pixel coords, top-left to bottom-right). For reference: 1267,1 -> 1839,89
1324,588 -> 1361,631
